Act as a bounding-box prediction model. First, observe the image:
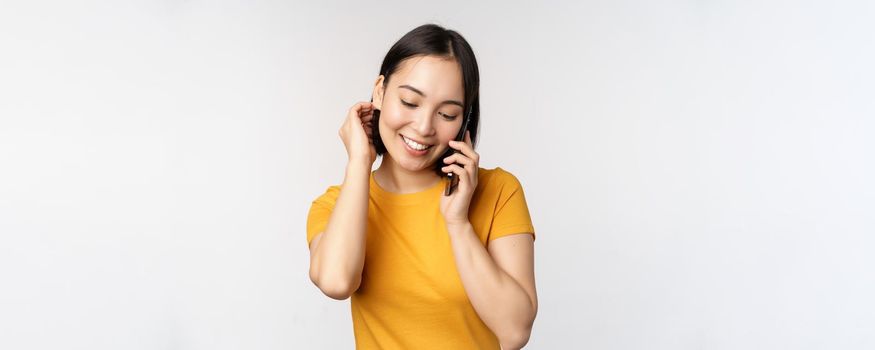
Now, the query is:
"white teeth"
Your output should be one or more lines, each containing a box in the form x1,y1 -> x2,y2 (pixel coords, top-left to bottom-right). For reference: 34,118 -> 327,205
402,135 -> 431,151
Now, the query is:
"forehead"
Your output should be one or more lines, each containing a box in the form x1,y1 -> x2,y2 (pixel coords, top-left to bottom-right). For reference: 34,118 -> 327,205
391,55 -> 464,99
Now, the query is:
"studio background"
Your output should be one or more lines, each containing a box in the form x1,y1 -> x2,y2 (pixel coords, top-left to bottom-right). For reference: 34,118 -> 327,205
1,1 -> 873,349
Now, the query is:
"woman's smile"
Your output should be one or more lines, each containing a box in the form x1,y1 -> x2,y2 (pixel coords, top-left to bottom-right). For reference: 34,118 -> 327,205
400,134 -> 433,156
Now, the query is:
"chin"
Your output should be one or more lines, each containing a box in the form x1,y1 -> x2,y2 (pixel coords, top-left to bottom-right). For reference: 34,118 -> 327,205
397,154 -> 433,171
391,146 -> 440,172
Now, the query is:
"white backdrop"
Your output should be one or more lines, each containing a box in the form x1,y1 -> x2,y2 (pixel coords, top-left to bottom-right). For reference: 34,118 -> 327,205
1,1 -> 873,349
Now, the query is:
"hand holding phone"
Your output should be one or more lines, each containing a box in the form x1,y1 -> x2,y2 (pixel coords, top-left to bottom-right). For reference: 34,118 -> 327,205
440,108 -> 472,196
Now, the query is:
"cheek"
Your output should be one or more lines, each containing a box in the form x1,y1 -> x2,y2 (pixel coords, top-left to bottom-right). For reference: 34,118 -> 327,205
439,122 -> 463,143
378,107 -> 407,131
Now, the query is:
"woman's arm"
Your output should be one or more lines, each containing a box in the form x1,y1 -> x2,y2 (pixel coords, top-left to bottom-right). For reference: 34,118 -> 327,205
308,159 -> 371,300
308,102 -> 376,300
446,222 -> 537,350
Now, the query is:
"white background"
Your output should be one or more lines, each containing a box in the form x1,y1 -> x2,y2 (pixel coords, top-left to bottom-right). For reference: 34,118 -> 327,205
1,1 -> 873,349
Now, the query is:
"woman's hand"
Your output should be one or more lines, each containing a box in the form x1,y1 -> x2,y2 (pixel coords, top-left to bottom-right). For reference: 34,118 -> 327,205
439,130 -> 479,228
338,102 -> 377,166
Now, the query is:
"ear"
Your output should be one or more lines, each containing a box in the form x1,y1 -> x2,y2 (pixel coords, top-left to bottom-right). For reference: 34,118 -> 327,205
372,75 -> 386,109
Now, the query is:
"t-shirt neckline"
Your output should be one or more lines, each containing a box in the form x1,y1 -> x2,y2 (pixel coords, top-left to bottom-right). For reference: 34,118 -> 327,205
370,170 -> 445,205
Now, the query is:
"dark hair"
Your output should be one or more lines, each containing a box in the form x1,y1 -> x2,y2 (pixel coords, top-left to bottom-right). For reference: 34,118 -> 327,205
371,24 -> 480,162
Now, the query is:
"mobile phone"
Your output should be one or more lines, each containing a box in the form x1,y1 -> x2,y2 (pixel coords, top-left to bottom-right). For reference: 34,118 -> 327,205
437,107 -> 472,196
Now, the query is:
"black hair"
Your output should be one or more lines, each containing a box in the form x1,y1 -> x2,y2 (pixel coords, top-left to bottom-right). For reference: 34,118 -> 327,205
370,24 -> 481,167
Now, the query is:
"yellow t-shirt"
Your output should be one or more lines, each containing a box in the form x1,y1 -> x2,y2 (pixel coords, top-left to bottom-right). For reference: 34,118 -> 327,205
306,167 -> 535,349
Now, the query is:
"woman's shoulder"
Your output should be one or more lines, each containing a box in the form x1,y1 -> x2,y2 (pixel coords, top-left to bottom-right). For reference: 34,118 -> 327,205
477,166 -> 525,191
311,184 -> 342,205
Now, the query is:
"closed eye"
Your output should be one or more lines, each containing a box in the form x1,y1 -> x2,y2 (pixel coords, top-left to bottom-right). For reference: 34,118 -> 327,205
401,99 -> 458,120
439,112 -> 458,120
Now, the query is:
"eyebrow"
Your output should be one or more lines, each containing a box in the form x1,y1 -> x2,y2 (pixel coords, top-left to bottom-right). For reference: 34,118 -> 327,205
398,84 -> 464,108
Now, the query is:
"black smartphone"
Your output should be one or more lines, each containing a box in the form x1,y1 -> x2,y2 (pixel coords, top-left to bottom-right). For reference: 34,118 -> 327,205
437,108 -> 472,196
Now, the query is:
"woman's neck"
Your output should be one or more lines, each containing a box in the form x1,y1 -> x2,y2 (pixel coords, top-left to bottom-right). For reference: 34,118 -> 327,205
373,155 -> 441,194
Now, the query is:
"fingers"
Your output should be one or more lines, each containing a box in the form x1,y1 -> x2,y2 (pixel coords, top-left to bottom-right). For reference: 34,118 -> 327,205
350,101 -> 374,113
448,131 -> 479,164
341,102 -> 375,141
348,102 -> 375,120
441,164 -> 466,179
355,102 -> 377,126
443,152 -> 473,167
340,102 -> 379,163
440,163 -> 477,190
346,102 -> 376,129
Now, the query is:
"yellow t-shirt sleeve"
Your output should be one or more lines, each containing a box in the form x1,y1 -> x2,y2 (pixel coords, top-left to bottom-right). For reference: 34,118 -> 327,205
306,186 -> 341,246
488,170 -> 536,243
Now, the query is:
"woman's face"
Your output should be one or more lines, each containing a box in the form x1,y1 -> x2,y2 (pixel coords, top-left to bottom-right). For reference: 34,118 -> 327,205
373,55 -> 466,173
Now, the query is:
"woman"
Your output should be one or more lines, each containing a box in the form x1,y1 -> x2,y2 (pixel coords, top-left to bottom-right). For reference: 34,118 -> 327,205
306,24 -> 537,350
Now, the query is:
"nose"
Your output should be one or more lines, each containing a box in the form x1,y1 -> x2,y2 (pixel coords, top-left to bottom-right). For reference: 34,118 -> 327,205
411,109 -> 436,137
